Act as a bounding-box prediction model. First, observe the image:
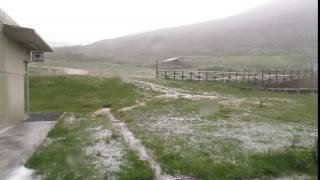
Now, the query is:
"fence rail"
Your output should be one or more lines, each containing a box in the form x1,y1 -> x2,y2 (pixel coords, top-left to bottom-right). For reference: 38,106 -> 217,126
156,69 -> 316,86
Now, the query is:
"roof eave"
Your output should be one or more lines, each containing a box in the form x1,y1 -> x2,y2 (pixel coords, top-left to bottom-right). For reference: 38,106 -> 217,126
3,24 -> 53,52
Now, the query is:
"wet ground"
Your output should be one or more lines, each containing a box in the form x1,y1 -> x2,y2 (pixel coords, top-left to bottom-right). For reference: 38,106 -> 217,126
29,65 -> 89,75
0,112 -> 63,179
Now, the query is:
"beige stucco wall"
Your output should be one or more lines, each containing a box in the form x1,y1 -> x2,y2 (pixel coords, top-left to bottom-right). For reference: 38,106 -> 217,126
0,21 -> 30,130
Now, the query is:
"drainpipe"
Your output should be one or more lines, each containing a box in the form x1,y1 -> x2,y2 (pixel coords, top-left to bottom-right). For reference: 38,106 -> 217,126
23,51 -> 31,119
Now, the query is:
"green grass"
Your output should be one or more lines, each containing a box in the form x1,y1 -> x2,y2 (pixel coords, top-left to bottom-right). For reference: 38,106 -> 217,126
157,147 -> 317,179
28,75 -> 318,179
155,147 -> 317,179
188,55 -> 317,72
30,58 -> 155,78
151,80 -> 318,125
27,75 -> 154,179
26,114 -> 98,179
26,113 -> 154,180
30,75 -> 141,113
120,97 -> 317,179
47,52 -> 317,72
115,150 -> 154,180
248,149 -> 317,177
117,79 -> 318,179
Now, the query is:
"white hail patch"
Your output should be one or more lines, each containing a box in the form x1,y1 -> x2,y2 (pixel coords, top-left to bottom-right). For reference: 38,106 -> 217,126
65,115 -> 79,124
84,125 -> 125,174
104,108 -> 195,180
208,120 -> 317,152
136,112 -> 317,154
6,166 -> 41,180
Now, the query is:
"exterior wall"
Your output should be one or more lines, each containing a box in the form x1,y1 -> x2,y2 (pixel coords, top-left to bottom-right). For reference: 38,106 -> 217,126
0,22 -> 30,129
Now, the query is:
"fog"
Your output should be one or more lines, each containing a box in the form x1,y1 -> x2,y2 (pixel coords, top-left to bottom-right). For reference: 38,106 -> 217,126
1,0 -> 267,45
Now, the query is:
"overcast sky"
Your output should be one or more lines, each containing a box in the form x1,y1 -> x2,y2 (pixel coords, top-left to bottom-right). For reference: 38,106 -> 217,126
1,0 -> 268,45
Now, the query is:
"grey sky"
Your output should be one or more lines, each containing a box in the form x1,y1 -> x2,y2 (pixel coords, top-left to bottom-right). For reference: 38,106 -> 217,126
1,0 -> 268,45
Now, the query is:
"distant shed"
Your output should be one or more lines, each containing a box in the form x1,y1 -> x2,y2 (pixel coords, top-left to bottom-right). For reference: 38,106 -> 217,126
159,57 -> 192,69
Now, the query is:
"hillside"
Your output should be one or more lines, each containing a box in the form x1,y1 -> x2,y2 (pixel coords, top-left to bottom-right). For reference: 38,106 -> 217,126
52,0 -> 318,65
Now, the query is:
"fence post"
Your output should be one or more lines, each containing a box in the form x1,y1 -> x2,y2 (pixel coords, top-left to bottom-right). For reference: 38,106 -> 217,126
243,72 -> 245,81
190,72 -> 193,80
261,69 -> 264,85
198,72 -> 201,81
254,73 -> 257,85
235,73 -> 238,81
173,71 -> 176,80
205,72 -> 208,81
305,69 -> 307,77
156,60 -> 159,79
268,69 -> 271,85
228,72 -> 231,81
182,71 -> 184,80
221,72 -> 224,82
275,70 -> 278,85
165,71 -> 167,79
213,72 -> 216,81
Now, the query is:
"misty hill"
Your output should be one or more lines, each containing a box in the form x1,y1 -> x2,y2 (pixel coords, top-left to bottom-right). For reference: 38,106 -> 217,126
53,0 -> 318,64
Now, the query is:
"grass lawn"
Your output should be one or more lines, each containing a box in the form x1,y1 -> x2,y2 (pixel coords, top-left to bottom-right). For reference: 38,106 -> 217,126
29,75 -> 141,113
150,80 -> 318,125
27,75 -> 154,180
188,55 -> 316,72
30,58 -> 155,78
26,113 -> 153,180
27,75 -> 318,180
117,79 -> 318,179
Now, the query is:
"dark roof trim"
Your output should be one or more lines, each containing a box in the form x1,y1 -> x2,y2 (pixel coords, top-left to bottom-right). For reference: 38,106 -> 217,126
3,24 -> 52,52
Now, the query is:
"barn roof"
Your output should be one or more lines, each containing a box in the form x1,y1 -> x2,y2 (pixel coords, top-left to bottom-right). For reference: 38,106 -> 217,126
162,57 -> 182,63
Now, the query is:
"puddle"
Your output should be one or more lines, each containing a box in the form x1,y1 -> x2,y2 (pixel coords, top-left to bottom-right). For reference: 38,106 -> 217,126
65,115 -> 78,124
6,166 -> 41,180
29,65 -> 89,75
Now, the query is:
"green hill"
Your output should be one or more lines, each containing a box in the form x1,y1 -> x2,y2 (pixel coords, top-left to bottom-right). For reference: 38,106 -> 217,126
51,0 -> 317,66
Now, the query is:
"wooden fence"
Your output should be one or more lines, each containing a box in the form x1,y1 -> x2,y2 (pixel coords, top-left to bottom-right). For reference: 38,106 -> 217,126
156,69 -> 316,86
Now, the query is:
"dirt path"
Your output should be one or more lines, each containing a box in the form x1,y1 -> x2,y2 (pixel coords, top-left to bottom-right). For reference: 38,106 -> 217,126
129,80 -> 300,109
29,65 -> 89,75
92,108 -> 194,180
130,80 -> 219,100
118,100 -> 146,112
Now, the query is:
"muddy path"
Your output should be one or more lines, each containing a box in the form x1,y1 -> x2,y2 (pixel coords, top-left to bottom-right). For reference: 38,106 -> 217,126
130,80 -> 219,100
128,79 -> 303,109
29,65 -> 89,75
